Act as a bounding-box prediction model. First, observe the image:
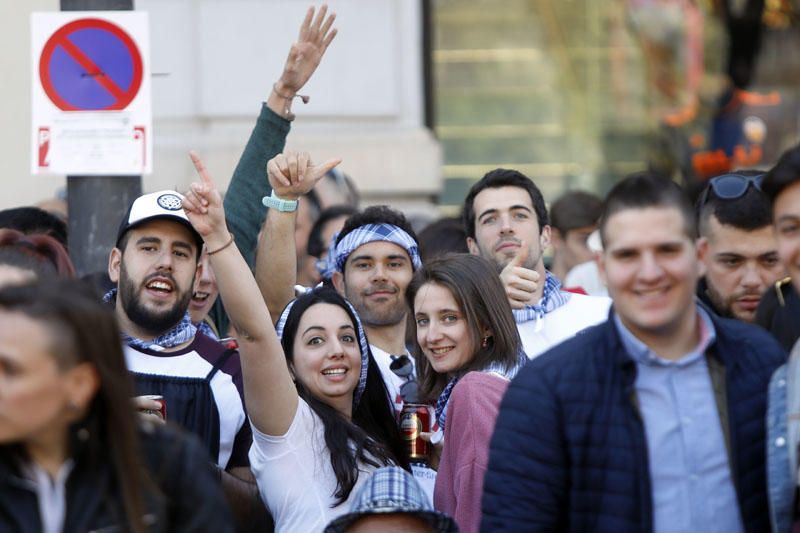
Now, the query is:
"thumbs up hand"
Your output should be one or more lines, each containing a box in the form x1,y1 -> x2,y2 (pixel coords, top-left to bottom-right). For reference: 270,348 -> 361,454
499,240 -> 540,309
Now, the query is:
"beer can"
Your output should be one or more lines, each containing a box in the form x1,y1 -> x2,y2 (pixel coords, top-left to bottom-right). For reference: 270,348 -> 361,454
141,395 -> 167,420
399,403 -> 430,461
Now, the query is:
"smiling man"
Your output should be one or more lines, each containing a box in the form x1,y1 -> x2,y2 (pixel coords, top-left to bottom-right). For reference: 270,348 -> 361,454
482,172 -> 785,532
107,190 -> 267,530
696,172 -> 785,322
463,169 -> 610,358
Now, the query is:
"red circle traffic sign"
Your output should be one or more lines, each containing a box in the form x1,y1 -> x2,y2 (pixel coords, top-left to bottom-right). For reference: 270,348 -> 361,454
39,18 -> 143,111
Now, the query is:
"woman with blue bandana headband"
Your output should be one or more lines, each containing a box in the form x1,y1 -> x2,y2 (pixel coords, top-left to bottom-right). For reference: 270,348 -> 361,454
184,152 -> 408,532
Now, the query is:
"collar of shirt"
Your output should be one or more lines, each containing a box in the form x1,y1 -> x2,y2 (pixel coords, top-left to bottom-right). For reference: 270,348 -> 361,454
613,305 -> 717,367
512,271 -> 571,324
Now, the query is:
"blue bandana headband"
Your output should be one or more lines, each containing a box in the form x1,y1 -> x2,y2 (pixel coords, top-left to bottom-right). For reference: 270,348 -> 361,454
103,288 -> 197,351
275,289 -> 370,407
333,223 -> 422,273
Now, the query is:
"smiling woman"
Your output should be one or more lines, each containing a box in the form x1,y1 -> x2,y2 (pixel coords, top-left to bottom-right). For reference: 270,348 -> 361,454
405,253 -> 525,533
183,149 -> 408,532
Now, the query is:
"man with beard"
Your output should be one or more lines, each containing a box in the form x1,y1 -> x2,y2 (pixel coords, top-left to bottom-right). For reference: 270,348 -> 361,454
696,171 -> 786,323
107,190 -> 269,532
462,169 -> 610,358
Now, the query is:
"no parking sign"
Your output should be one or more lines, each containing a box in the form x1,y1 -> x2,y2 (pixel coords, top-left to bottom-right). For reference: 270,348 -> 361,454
31,12 -> 152,175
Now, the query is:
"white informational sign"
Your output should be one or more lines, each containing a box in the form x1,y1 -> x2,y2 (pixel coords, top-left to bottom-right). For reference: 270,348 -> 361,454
31,11 -> 152,175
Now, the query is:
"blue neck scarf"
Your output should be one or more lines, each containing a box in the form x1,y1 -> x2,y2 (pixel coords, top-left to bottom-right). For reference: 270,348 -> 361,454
103,288 -> 197,352
512,271 -> 571,324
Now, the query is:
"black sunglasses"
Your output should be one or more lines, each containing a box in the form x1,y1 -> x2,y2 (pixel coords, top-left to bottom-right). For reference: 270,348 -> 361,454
699,173 -> 764,206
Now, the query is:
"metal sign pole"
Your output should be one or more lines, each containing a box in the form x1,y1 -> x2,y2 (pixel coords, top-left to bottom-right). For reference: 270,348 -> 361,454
61,0 -> 141,276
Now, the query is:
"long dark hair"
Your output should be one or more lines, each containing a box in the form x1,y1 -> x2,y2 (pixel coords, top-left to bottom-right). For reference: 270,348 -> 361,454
279,286 -> 408,505
0,280 -> 148,533
406,253 -> 522,401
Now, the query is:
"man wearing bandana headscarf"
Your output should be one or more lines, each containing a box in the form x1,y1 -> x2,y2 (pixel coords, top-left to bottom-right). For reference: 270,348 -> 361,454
257,153 -> 420,416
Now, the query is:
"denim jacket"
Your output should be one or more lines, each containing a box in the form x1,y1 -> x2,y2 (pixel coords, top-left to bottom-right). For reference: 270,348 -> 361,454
768,340 -> 800,532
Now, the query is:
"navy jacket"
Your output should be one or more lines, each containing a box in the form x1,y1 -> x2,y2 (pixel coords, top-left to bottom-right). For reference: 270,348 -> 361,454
481,309 -> 786,532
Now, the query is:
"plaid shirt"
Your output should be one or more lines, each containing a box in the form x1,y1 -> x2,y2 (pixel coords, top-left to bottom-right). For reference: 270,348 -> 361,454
512,271 -> 571,324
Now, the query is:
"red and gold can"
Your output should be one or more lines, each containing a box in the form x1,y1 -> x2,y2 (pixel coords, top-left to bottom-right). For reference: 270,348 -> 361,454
399,403 -> 430,461
142,394 -> 167,420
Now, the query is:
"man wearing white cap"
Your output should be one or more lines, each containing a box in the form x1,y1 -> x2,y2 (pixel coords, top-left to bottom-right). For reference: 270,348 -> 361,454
106,190 -> 267,530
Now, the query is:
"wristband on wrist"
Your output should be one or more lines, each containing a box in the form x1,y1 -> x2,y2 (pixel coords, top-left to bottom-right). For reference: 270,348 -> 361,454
207,233 -> 235,256
262,191 -> 299,212
272,83 -> 310,121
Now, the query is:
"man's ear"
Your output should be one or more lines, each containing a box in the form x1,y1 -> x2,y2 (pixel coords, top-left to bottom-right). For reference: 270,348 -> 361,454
696,237 -> 710,264
108,248 -> 122,283
695,238 -> 707,277
539,225 -> 552,252
466,237 -> 480,256
332,271 -> 346,296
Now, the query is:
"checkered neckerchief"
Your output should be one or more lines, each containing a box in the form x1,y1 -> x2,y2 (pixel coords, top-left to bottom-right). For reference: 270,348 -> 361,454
103,288 -> 197,352
512,271 -> 571,324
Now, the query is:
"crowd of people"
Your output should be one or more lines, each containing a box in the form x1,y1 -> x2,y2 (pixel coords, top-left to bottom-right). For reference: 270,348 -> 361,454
2,4 -> 800,533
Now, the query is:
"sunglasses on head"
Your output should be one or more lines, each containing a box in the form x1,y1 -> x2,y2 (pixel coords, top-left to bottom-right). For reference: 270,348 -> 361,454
699,173 -> 764,206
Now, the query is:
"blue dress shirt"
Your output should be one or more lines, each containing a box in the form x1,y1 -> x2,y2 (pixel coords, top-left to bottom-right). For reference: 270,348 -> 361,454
614,308 -> 744,533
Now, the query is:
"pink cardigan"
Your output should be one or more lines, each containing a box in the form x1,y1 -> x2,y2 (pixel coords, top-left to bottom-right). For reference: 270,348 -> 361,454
433,371 -> 509,533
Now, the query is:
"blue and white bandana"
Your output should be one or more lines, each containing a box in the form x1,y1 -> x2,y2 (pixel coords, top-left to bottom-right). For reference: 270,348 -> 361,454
333,223 -> 422,273
315,231 -> 341,280
196,320 -> 219,341
103,288 -> 197,352
435,353 -> 526,433
275,289 -> 370,407
512,271 -> 571,324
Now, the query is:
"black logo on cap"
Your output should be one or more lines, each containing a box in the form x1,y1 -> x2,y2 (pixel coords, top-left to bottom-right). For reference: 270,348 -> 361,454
157,194 -> 182,211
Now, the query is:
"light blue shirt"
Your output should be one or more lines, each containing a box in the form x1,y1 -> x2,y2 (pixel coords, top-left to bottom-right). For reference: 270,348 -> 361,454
614,308 -> 744,533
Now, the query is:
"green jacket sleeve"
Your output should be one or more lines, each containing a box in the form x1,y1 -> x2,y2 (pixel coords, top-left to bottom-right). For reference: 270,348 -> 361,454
210,105 -> 290,335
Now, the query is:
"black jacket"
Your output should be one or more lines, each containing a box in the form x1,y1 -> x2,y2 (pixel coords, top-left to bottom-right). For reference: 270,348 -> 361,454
0,422 -> 234,532
482,309 -> 786,532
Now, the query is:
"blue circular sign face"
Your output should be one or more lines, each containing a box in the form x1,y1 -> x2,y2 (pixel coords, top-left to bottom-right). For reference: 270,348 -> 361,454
39,18 -> 143,111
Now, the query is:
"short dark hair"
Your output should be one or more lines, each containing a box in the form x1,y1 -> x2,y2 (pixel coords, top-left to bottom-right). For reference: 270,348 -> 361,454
763,143 -> 800,204
697,171 -> 772,236
405,253 -> 522,401
0,207 -> 68,248
417,217 -> 468,263
334,206 -> 419,274
307,205 -> 358,258
600,171 -> 695,246
549,190 -> 603,233
462,168 -> 549,240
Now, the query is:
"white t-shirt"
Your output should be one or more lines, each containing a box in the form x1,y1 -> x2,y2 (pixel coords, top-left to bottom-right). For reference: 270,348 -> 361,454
370,344 -> 413,415
517,293 -> 611,359
249,398 -> 378,533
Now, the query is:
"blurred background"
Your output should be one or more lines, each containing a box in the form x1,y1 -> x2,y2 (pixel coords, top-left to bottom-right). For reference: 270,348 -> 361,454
3,0 -> 800,218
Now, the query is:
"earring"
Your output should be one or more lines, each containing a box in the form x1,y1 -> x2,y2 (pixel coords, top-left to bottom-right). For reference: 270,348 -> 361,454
482,336 -> 490,348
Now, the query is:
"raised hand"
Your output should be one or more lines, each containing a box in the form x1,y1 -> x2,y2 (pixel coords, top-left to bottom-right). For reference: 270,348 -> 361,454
275,4 -> 337,97
499,240 -> 540,309
266,150 -> 342,200
184,151 -> 230,248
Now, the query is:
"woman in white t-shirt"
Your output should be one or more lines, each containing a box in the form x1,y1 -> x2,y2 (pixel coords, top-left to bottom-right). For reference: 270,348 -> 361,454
184,154 -> 407,532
